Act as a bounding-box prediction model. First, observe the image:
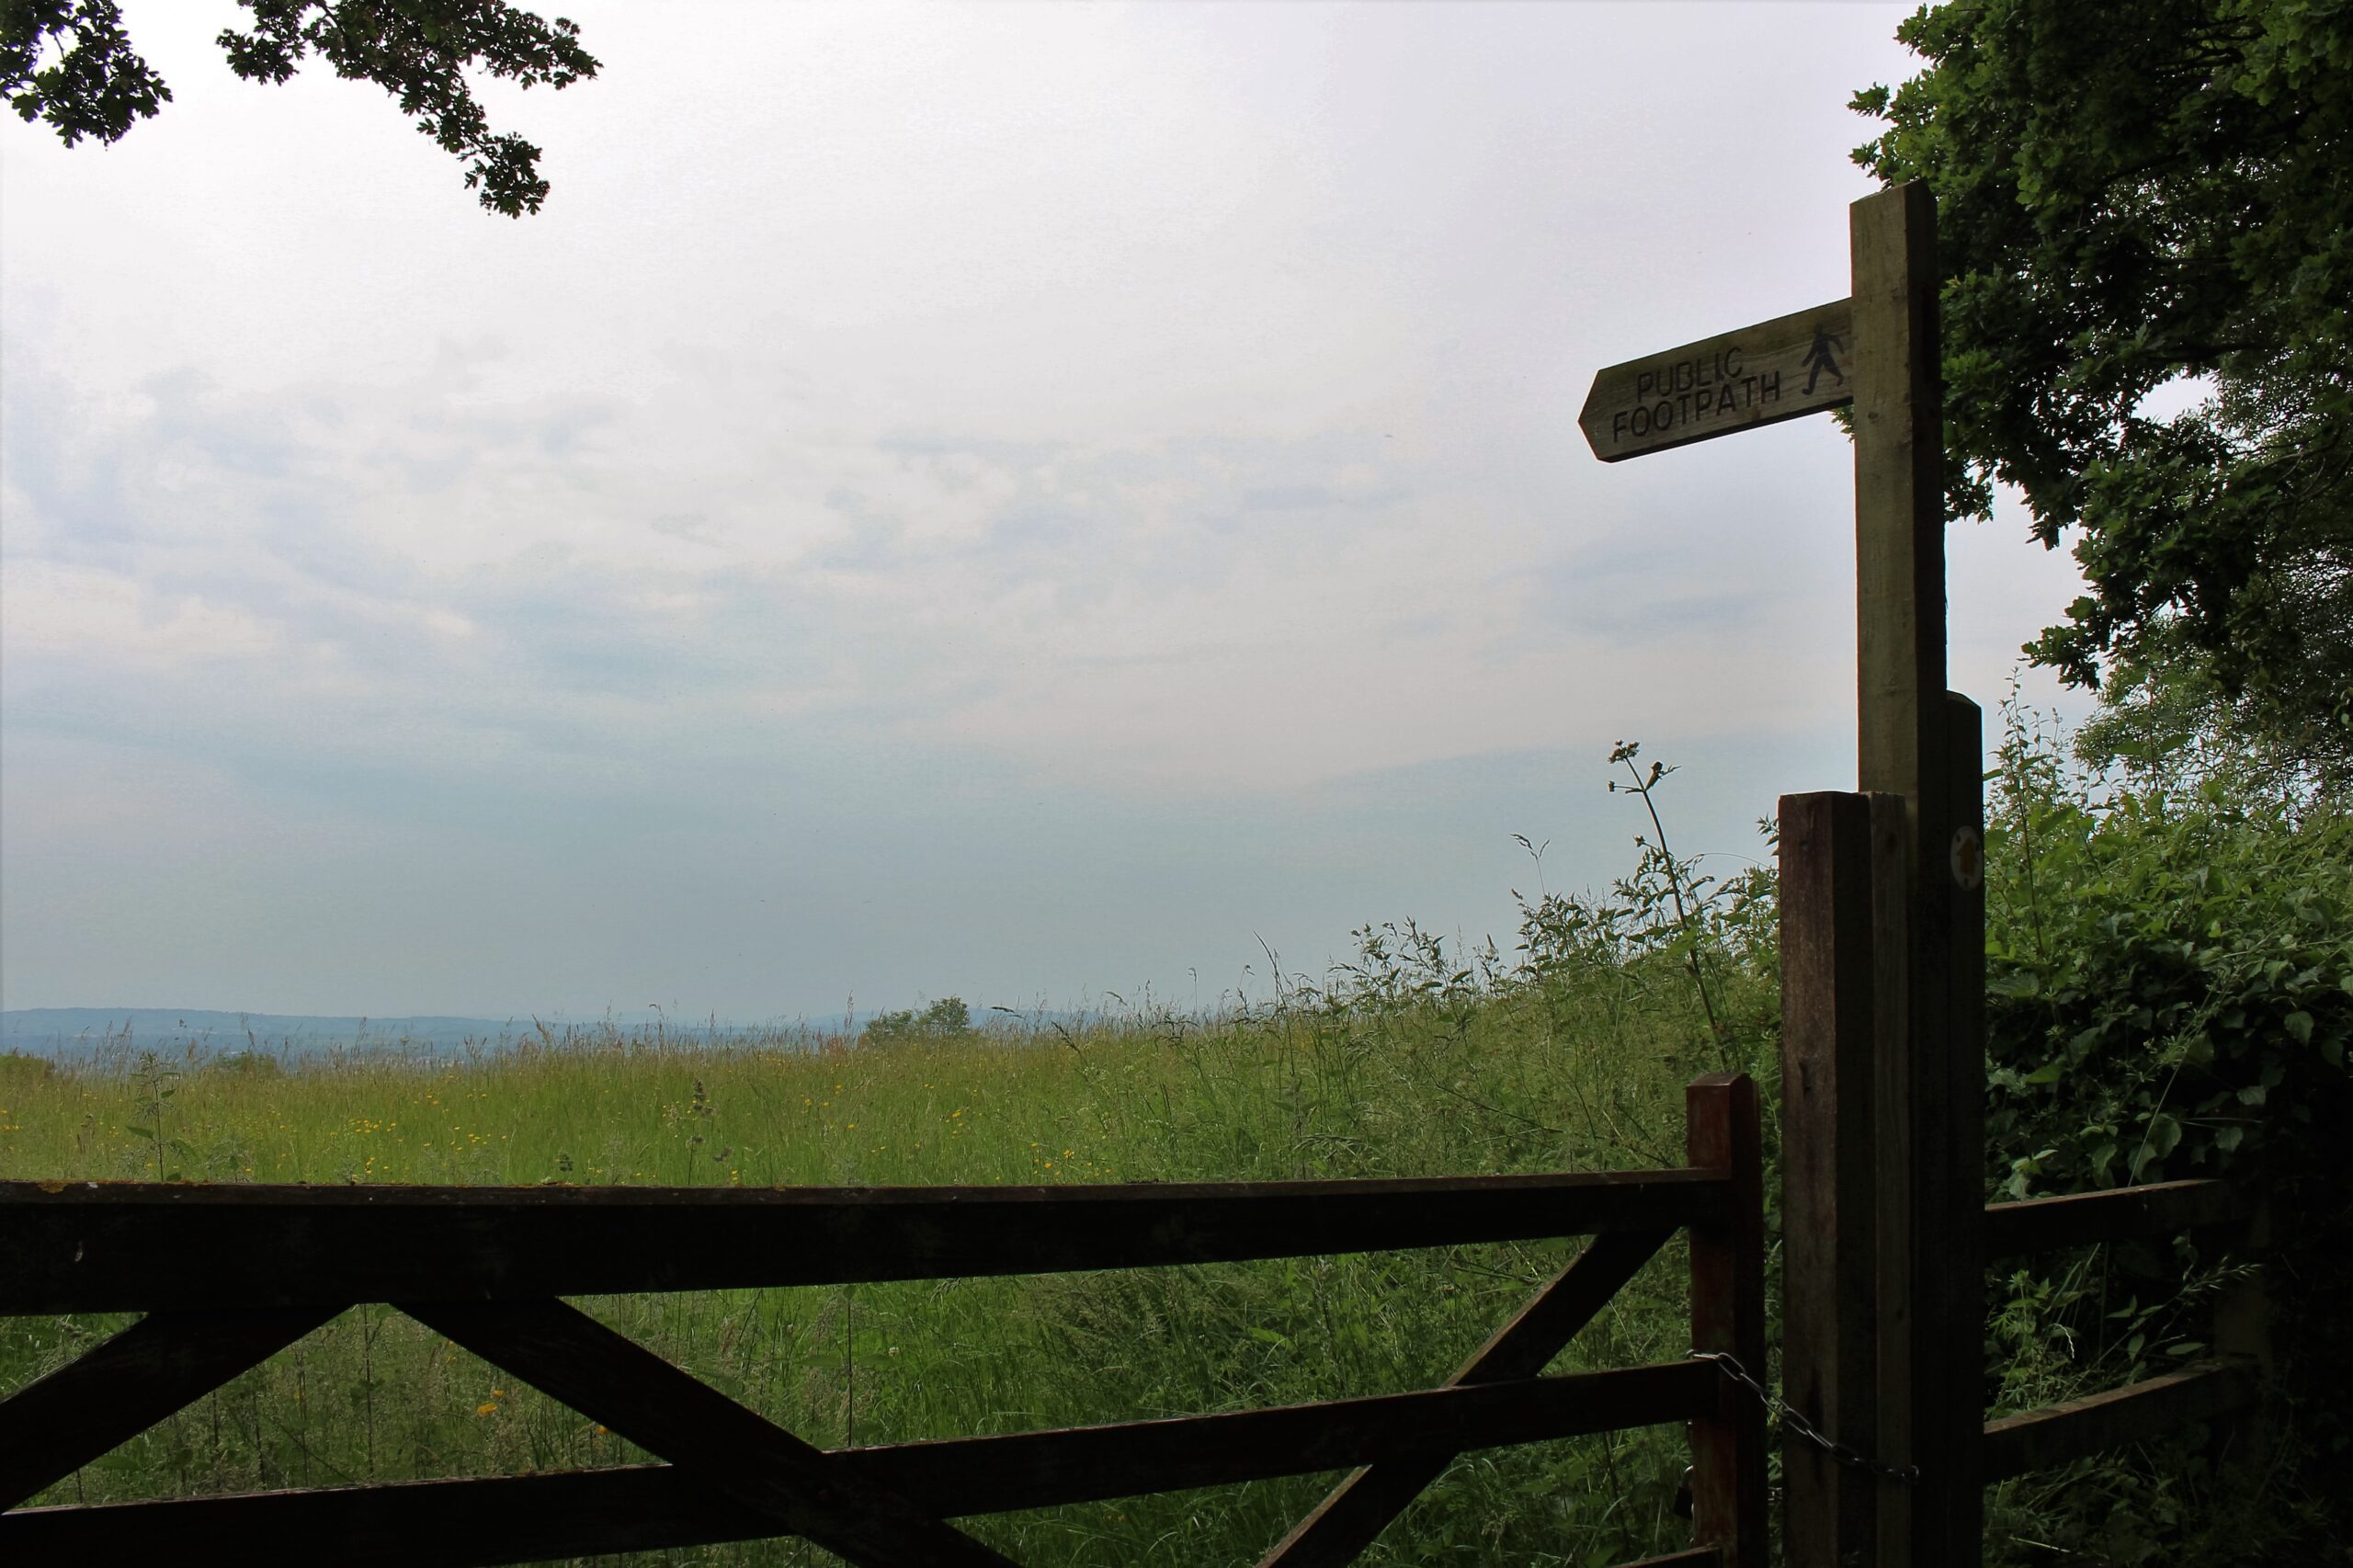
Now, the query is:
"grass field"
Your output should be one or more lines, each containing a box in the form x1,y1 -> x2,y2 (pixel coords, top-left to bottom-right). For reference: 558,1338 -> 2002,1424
1,932 -> 1773,1566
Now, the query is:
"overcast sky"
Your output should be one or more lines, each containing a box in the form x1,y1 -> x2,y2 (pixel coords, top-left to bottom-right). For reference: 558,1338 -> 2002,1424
1,1 -> 2086,1023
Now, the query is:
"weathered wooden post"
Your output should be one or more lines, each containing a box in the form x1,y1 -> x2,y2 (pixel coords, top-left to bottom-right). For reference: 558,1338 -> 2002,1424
1778,788 -> 1904,1566
1581,179 -> 1987,1568
1685,1072 -> 1768,1568
1851,184 -> 1984,1568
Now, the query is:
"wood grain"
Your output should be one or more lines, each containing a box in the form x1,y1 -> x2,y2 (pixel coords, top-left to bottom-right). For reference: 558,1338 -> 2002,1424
0,1168 -> 1728,1314
1579,299 -> 1854,461
1928,693 -> 1987,1560
0,1364 -> 1719,1565
1776,790 -> 1899,1568
1684,1074 -> 1768,1568
400,1296 -> 1015,1568
1982,1363 -> 2256,1482
1983,1180 -> 2237,1257
0,1304 -> 345,1509
1257,1227 -> 1674,1568
1852,178 -> 1965,1568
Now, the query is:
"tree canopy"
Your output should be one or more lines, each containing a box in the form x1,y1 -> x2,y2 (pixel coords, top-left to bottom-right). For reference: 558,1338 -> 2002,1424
1853,0 -> 2351,785
2,0 -> 597,215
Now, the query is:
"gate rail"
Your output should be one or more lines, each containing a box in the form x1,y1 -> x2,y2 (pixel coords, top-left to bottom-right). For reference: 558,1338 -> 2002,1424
1980,1177 -> 2262,1482
0,1074 -> 1765,1568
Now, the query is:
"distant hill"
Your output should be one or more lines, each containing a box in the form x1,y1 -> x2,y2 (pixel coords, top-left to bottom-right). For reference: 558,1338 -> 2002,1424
0,1008 -> 539,1058
2,1004 -> 1074,1061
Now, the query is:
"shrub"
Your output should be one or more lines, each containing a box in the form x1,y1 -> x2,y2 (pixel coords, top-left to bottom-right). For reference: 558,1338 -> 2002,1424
0,1051 -> 54,1086
1979,703 -> 2353,1560
859,996 -> 973,1046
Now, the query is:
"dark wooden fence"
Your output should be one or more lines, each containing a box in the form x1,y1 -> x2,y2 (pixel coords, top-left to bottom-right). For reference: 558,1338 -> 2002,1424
1979,1178 -> 2263,1483
0,1074 -> 1765,1568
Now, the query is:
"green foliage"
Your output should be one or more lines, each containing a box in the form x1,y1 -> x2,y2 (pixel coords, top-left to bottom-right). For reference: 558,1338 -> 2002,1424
0,935 -> 1723,1562
17,730 -> 2340,1557
1852,1 -> 2353,773
860,995 -> 974,1045
0,1 -> 167,145
210,1049 -> 284,1078
0,1049 -> 55,1085
1,0 -> 598,214
2075,616 -> 2352,806
1513,742 -> 1779,1083
1979,700 -> 2353,1561
1983,703 -> 2352,1201
0,754 -> 1764,1562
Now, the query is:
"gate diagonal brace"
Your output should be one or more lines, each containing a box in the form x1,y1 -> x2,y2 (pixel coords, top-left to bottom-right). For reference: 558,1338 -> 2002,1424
399,1297 -> 1018,1568
1259,1227 -> 1676,1568
0,1302 -> 350,1509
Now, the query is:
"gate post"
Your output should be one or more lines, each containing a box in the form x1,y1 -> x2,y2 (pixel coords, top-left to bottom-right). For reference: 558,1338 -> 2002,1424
1779,790 -> 1906,1566
1923,693 -> 1986,1563
1687,1073 -> 1767,1568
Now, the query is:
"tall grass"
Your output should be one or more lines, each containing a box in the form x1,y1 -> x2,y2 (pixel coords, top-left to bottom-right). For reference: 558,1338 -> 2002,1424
1,922 -> 1773,1566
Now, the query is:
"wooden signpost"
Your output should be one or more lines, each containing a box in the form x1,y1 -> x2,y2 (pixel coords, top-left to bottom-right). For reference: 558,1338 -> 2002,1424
1579,298 -> 1854,461
1582,180 -> 1984,1568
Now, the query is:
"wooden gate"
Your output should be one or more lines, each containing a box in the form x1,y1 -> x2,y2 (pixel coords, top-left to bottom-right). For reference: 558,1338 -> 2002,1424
0,1074 -> 1764,1567
1978,1180 -> 2264,1487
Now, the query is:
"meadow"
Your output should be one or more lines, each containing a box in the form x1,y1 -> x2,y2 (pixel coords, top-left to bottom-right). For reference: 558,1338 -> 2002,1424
0,915 -> 1768,1568
11,717 -> 2336,1565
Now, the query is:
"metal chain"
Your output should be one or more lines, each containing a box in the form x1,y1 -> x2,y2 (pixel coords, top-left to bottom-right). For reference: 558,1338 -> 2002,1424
1687,1349 -> 1923,1486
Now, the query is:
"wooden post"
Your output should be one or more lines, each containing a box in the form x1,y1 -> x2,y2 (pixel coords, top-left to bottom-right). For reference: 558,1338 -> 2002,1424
1778,790 -> 1905,1567
1574,177 -> 1984,1568
1851,178 -> 1981,1567
1851,186 -> 1949,810
1933,693 -> 1986,1560
1686,1073 -> 1767,1568
1870,777 -> 1918,1568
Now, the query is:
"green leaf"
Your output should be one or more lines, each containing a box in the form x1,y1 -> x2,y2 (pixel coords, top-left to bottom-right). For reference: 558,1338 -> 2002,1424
2131,1113 -> 2183,1180
2283,1009 -> 2314,1045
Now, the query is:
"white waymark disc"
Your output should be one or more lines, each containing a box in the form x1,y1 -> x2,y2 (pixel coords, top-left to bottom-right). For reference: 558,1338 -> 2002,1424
1949,825 -> 1984,892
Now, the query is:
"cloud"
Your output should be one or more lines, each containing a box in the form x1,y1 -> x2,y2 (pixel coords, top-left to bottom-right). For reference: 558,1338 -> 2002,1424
0,312 -> 1899,824
5,1 -> 2088,1017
